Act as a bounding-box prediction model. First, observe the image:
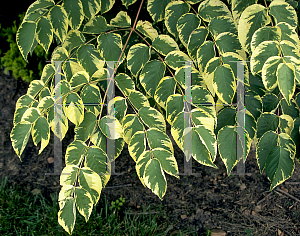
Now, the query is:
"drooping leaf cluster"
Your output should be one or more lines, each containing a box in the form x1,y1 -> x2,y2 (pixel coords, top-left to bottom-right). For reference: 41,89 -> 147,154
11,0 -> 300,234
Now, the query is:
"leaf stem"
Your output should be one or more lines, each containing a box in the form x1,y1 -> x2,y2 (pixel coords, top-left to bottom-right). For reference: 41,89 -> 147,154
84,0 -> 146,176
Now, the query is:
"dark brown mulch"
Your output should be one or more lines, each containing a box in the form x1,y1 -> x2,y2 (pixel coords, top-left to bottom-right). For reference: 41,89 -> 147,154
0,69 -> 299,235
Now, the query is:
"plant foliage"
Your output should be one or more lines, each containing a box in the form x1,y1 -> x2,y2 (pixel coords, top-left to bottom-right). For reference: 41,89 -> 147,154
0,13 -> 49,82
11,0 -> 300,234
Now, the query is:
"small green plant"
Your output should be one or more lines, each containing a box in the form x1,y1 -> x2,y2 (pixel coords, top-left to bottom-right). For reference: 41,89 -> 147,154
0,13 -> 48,82
0,177 -> 193,235
109,197 -> 125,213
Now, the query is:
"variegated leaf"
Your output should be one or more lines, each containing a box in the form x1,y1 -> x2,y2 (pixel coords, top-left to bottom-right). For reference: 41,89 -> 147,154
165,1 -> 190,38
10,121 -> 32,159
58,197 -> 76,235
152,35 -> 179,56
238,4 -> 271,53
138,106 -> 166,132
31,116 -> 50,154
143,158 -> 167,200
277,63 -> 296,105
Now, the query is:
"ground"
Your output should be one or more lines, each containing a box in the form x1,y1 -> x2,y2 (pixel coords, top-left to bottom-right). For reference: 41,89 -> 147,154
0,69 -> 299,235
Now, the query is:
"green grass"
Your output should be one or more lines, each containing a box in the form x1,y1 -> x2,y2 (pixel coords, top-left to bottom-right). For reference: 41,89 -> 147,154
0,177 -> 195,235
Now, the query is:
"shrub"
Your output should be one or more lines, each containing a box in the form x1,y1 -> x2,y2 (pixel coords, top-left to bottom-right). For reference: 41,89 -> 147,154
0,13 -> 49,82
10,0 -> 300,234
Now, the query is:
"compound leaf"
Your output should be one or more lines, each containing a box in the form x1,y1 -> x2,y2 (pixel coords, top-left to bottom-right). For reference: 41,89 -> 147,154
31,116 -> 50,154
176,13 -> 200,47
138,106 -> 166,132
110,11 -> 131,28
151,148 -> 179,178
127,43 -> 151,76
146,128 -> 173,154
63,0 -> 84,29
63,92 -> 84,126
152,35 -> 179,56
79,167 -> 102,204
122,114 -> 144,144
97,32 -> 124,62
262,56 -> 283,91
250,41 -> 280,75
213,64 -> 236,104
58,197 -> 76,235
147,0 -> 172,22
74,111 -> 97,142
10,121 -> 32,159
277,63 -> 296,105
140,60 -> 165,97
16,21 -> 36,62
269,1 -> 298,29
251,26 -> 282,52
82,0 -> 101,19
154,76 -> 176,109
128,131 -> 146,162
65,140 -> 87,166
99,116 -> 123,139
83,15 -> 109,34
165,1 -> 190,38
48,5 -> 68,43
74,187 -> 93,222
238,4 -> 271,53
144,158 -> 167,200
36,16 -> 53,53
198,0 -> 232,22
78,44 -> 105,77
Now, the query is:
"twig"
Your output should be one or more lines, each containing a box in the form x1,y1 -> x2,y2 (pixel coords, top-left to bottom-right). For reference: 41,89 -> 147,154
257,191 -> 273,205
282,229 -> 293,236
124,211 -> 164,215
275,189 -> 300,203
104,184 -> 132,189
284,182 -> 300,185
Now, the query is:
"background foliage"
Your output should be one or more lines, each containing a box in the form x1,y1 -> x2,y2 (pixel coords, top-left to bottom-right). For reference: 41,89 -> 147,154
0,12 -> 50,82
